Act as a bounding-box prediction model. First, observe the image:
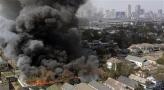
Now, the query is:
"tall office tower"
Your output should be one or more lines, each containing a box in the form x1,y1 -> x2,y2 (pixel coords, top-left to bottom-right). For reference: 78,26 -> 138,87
158,9 -> 163,18
110,9 -> 116,19
128,4 -> 132,19
140,9 -> 145,15
116,11 -> 126,19
105,10 -> 111,18
135,5 -> 141,19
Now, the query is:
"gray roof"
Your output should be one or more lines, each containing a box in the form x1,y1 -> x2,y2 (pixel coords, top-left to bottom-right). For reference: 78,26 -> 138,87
75,83 -> 95,90
0,56 -> 7,64
125,55 -> 146,63
62,83 -> 75,90
105,77 -> 125,90
117,76 -> 138,88
89,81 -> 110,90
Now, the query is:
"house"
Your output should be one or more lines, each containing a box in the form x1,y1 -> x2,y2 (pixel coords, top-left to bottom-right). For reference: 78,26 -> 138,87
75,83 -> 95,90
129,74 -> 147,84
128,43 -> 154,54
1,71 -> 17,83
106,58 -> 121,70
89,80 -> 110,90
11,81 -> 23,90
142,51 -> 163,64
134,70 -> 148,78
147,76 -> 157,84
46,84 -> 61,90
0,56 -> 8,71
104,77 -> 126,90
117,76 -> 139,90
62,83 -> 75,90
128,43 -> 164,54
142,56 -> 157,65
129,74 -> 147,88
30,84 -> 61,90
125,55 -> 149,67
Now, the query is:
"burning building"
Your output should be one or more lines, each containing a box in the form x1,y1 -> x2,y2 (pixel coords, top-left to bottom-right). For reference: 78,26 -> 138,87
0,0 -> 100,86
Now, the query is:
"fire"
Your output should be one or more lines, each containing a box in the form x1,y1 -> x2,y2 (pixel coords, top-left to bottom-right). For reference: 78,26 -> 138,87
27,80 -> 55,86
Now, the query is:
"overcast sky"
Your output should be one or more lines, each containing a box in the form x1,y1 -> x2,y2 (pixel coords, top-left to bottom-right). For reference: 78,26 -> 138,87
90,0 -> 164,12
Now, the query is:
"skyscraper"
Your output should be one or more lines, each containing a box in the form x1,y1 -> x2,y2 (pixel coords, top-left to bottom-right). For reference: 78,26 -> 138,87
105,10 -> 110,18
128,4 -> 132,19
116,11 -> 126,19
158,9 -> 163,18
135,5 -> 141,19
110,9 -> 116,19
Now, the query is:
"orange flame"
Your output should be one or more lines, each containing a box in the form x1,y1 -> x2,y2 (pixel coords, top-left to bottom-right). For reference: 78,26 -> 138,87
27,80 -> 55,86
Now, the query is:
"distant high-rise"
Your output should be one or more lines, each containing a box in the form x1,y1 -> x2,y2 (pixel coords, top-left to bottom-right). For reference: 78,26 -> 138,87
116,11 -> 126,19
110,9 -> 116,19
140,9 -> 145,15
105,10 -> 110,18
135,5 -> 141,19
128,4 -> 132,19
158,9 -> 163,17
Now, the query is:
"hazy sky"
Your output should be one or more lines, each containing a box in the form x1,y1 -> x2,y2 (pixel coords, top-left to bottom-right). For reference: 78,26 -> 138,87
90,0 -> 164,12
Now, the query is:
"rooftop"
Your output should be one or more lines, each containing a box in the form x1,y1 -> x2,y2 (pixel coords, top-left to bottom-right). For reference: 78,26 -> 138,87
0,56 -> 7,64
125,55 -> 146,63
46,84 -> 61,90
75,83 -> 95,90
117,76 -> 138,89
89,80 -> 110,90
1,71 -> 15,78
104,77 -> 125,90
62,83 -> 75,90
107,58 -> 121,63
129,74 -> 147,84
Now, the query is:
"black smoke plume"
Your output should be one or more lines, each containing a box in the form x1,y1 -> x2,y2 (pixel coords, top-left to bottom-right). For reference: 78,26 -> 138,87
0,0 -> 21,20
0,0 -> 100,83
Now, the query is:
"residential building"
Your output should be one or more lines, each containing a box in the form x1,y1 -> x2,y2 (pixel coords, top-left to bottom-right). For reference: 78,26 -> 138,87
128,43 -> 164,54
134,70 -> 148,78
104,77 -> 126,90
62,83 -> 75,90
147,76 -> 157,84
116,11 -> 126,19
129,74 -> 147,84
0,56 -> 8,71
89,80 -> 110,90
125,55 -> 149,67
1,71 -> 17,83
117,76 -> 139,90
46,84 -> 61,90
11,81 -> 23,90
75,83 -> 95,90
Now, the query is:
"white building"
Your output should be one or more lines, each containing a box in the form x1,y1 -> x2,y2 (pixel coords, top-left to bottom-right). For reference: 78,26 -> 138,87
129,74 -> 147,85
147,76 -> 157,84
106,58 -> 121,70
125,55 -> 149,67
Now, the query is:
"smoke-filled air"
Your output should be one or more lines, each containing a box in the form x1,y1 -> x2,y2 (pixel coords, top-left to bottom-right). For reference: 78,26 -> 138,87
0,0 -> 100,84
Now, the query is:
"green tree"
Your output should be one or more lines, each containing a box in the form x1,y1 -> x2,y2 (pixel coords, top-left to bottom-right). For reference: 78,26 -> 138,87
157,54 -> 164,65
108,62 -> 134,79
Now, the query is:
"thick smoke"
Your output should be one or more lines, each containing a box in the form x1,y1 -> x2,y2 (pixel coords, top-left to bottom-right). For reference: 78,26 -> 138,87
0,0 -> 100,83
0,16 -> 20,59
0,0 -> 21,20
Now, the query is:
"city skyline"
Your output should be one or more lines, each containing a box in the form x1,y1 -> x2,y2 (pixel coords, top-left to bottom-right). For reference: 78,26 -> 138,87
90,0 -> 164,12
